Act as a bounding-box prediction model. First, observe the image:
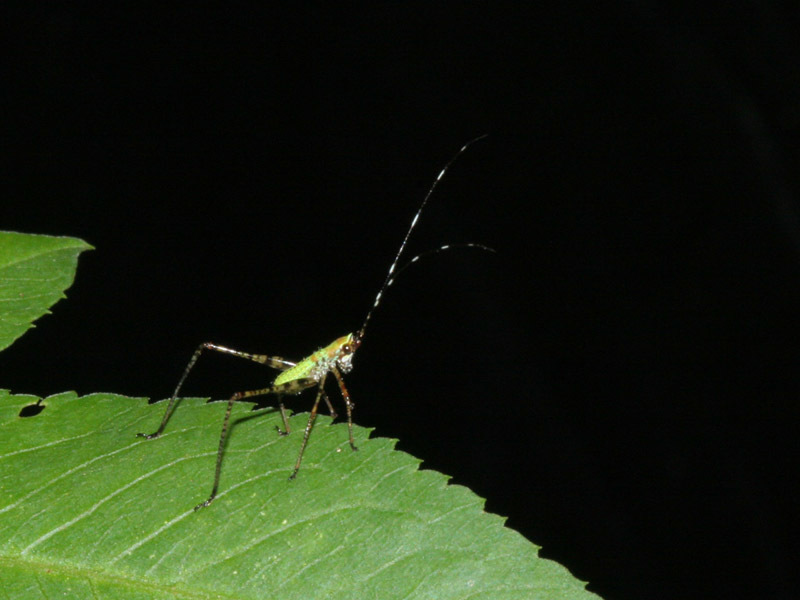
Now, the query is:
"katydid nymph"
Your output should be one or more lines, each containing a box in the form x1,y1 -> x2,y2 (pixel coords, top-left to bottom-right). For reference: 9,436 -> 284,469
138,135 -> 492,510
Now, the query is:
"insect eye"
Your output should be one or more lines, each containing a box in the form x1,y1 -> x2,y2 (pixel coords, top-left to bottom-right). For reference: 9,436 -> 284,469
342,344 -> 351,353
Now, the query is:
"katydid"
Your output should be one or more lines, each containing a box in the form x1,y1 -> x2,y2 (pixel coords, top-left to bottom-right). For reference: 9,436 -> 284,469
138,135 -> 491,510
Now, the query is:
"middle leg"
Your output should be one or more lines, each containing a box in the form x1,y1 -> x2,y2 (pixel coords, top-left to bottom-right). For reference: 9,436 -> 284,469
195,377 -> 314,510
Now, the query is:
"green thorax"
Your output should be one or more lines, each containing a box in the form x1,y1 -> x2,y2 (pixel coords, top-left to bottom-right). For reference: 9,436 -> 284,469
274,333 -> 356,386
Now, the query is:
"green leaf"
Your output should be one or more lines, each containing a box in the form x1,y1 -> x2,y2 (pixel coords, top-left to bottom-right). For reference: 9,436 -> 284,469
0,391 -> 600,599
0,232 -> 93,352
0,236 -> 600,598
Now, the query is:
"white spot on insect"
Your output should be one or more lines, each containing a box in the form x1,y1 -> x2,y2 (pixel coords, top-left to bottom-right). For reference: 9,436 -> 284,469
311,355 -> 338,380
337,352 -> 354,373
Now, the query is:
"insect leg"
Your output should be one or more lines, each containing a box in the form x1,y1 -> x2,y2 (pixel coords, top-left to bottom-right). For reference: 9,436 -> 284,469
196,377 -> 315,510
275,394 -> 290,435
137,342 -> 296,439
331,366 -> 358,451
323,392 -> 338,420
275,390 -> 336,436
289,374 -> 329,480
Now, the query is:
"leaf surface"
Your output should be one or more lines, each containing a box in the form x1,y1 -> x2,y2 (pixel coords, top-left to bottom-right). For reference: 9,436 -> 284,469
0,232 -> 92,351
0,232 -> 600,598
1,391 -> 599,599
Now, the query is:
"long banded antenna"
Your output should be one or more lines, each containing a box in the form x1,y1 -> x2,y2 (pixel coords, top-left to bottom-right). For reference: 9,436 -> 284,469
389,243 -> 496,284
357,134 -> 489,340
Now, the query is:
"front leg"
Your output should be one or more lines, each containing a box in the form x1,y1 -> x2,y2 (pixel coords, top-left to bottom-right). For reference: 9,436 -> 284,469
331,366 -> 358,452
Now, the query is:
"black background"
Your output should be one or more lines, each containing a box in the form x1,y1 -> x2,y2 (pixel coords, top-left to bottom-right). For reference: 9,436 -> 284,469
4,4 -> 800,599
